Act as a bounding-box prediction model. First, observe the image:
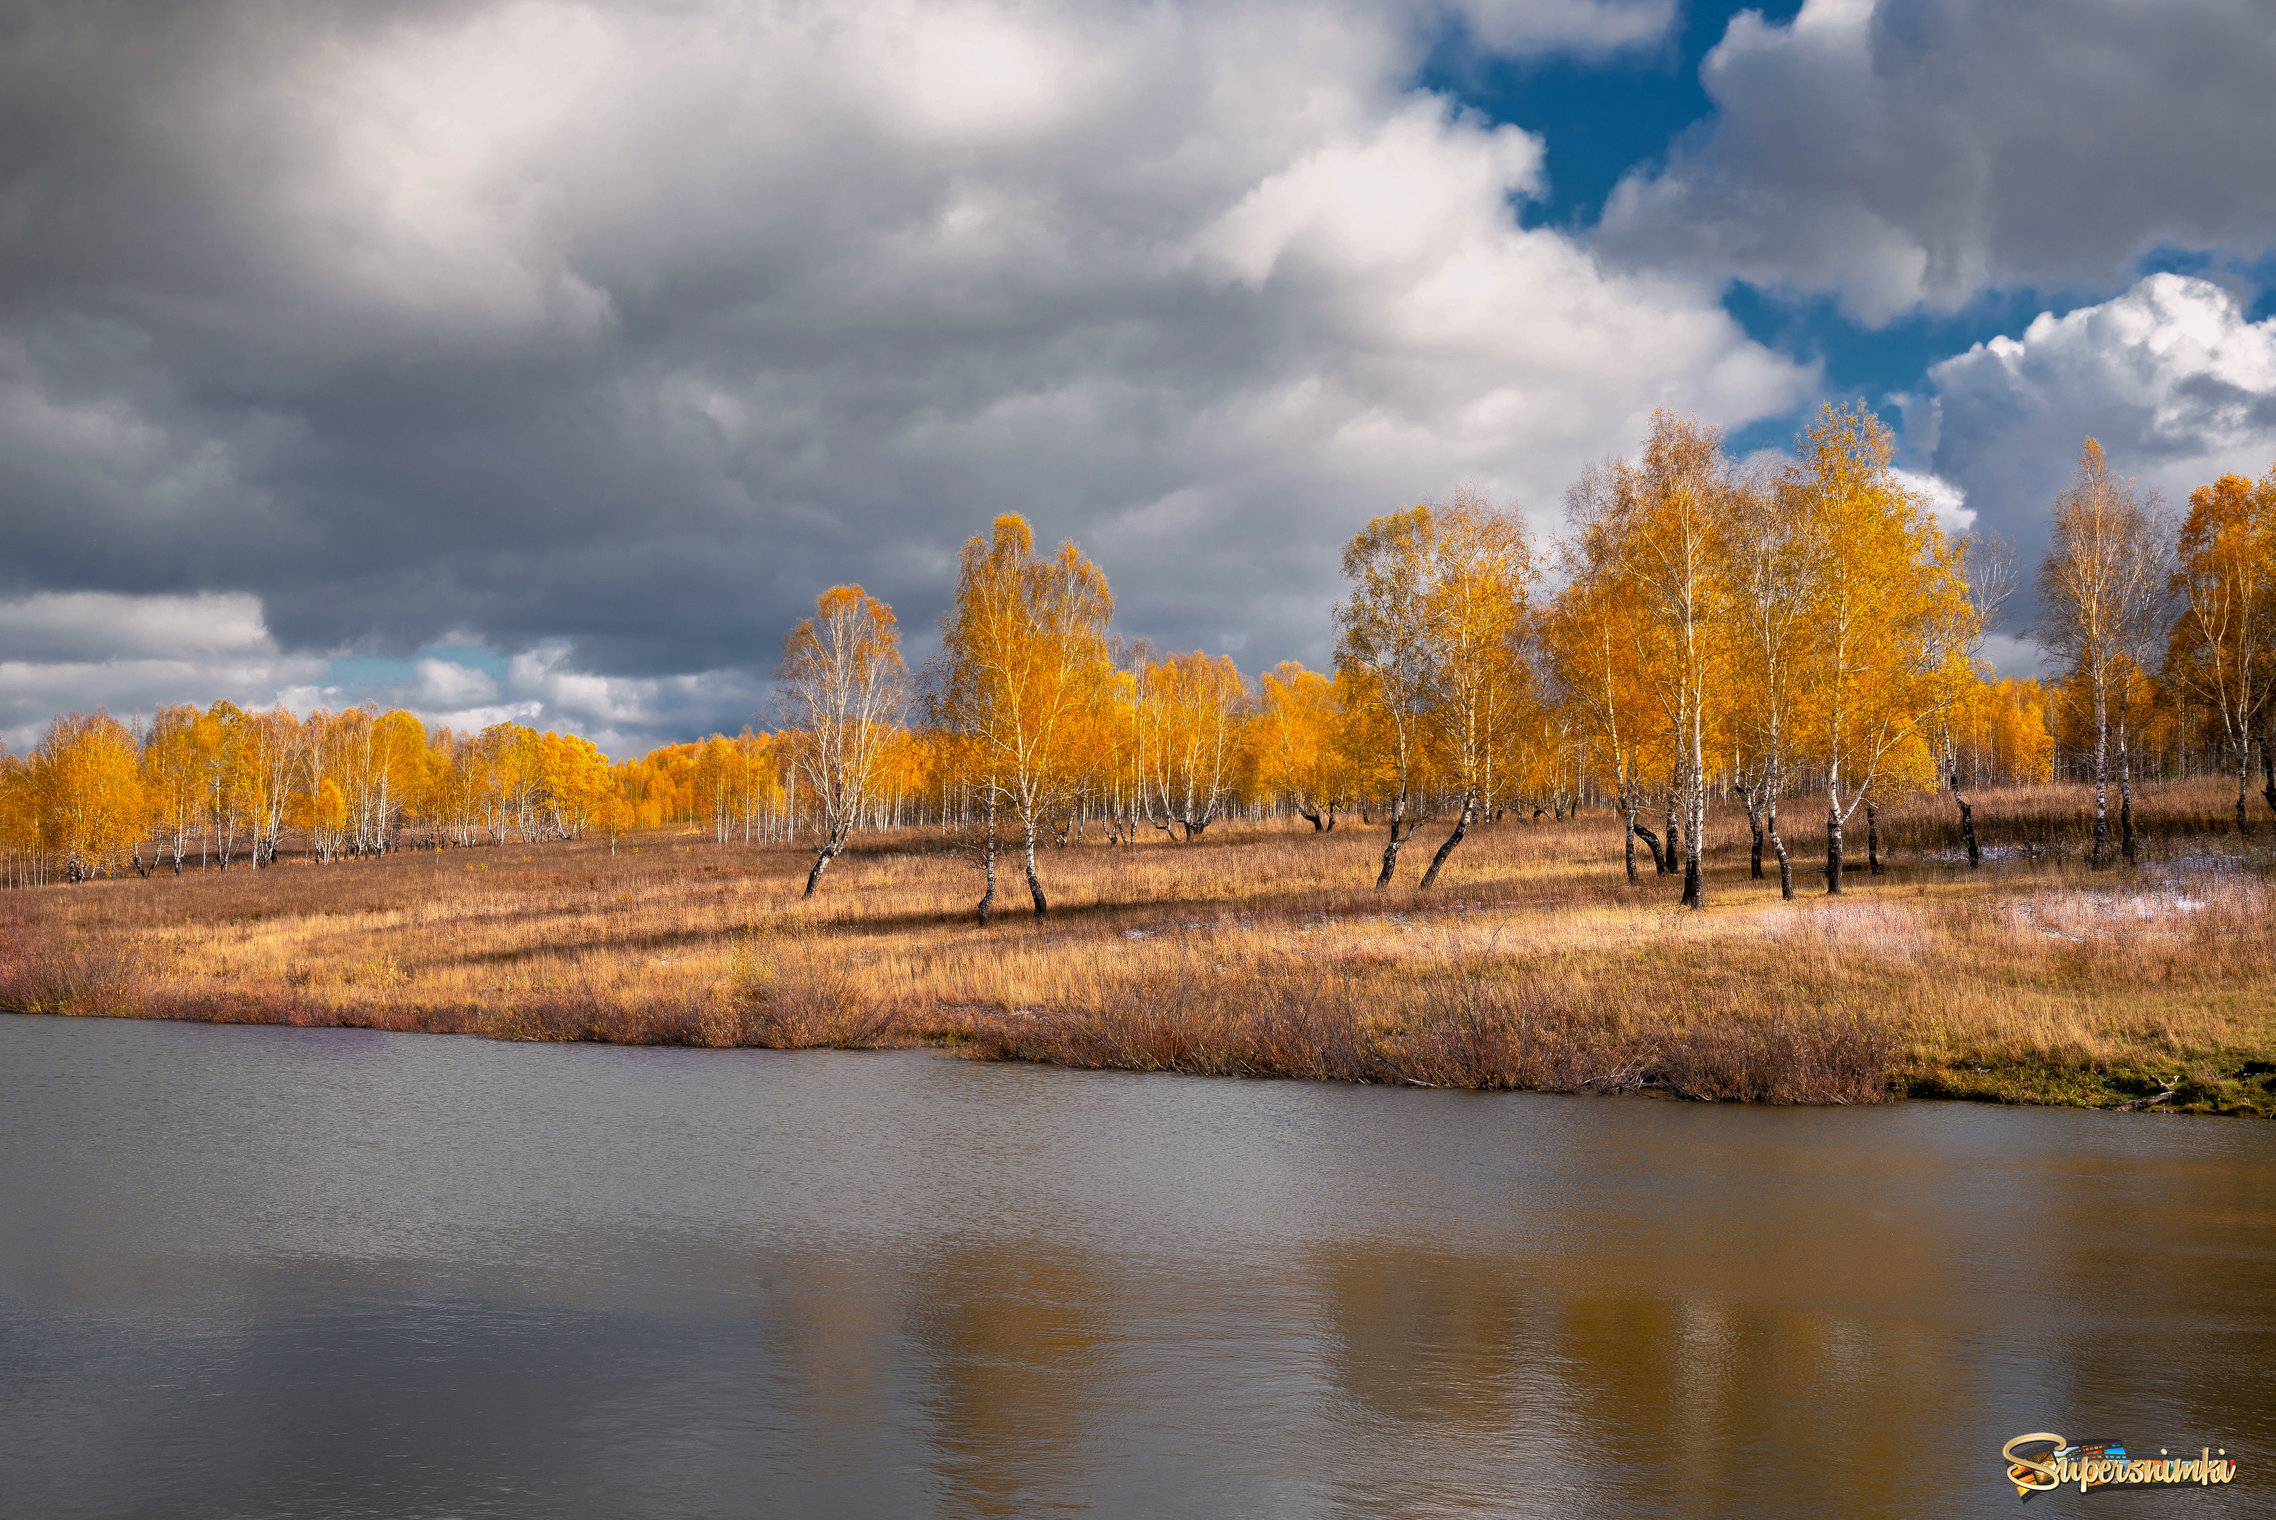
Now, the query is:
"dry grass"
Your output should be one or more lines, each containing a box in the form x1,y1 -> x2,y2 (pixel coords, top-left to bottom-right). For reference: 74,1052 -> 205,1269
3,779 -> 2274,1112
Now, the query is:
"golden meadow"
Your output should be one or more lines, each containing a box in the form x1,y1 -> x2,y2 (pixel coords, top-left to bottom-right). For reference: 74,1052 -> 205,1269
4,778 -> 2271,1114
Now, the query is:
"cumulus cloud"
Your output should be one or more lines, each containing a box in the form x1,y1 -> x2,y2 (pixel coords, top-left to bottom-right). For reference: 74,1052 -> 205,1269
1444,0 -> 1676,55
1597,0 -> 2276,323
1890,467 -> 1970,535
0,0 -> 1806,745
0,594 -> 756,757
411,658 -> 501,711
0,594 -> 329,752
1925,272 -> 2276,630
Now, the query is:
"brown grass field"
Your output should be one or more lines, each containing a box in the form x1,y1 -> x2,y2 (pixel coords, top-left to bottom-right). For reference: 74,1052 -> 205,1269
4,778 -> 2274,1113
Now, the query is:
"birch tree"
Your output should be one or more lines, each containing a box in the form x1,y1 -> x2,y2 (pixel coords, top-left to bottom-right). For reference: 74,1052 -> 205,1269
1335,505 -> 1439,889
32,713 -> 145,881
1253,662 -> 1353,831
1726,464 -> 1816,897
1789,404 -> 1971,893
1413,495 -> 1533,889
141,704 -> 208,874
1944,530 -> 2016,867
538,731 -> 614,842
930,515 -> 1113,923
1134,649 -> 1247,841
232,707 -> 303,868
362,709 -> 429,854
2165,467 -> 2276,835
1589,414 -> 1732,908
781,585 -> 908,895
1545,514 -> 1662,885
2036,440 -> 2169,866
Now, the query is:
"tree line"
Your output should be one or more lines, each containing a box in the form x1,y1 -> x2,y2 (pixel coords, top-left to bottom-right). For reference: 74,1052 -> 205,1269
1,706 -> 620,885
6,403 -> 2270,910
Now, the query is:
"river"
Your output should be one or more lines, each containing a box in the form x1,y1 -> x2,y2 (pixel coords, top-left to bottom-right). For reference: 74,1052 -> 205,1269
1,1014 -> 2270,1517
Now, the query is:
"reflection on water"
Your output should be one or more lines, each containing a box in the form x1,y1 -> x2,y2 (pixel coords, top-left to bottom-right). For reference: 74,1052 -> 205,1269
912,1247 -> 1113,1517
1,1015 -> 2270,1518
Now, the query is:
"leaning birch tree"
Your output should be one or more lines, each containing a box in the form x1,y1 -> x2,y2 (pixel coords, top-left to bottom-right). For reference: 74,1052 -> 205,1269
1335,506 -> 1439,889
1414,494 -> 1533,889
1941,530 -> 2016,867
1546,486 -> 1663,885
780,585 -> 908,897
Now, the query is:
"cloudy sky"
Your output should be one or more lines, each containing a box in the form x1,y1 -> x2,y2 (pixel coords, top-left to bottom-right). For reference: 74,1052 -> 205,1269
3,0 -> 2274,756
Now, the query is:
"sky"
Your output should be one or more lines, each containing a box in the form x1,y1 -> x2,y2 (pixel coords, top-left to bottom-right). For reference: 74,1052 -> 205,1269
3,0 -> 2275,757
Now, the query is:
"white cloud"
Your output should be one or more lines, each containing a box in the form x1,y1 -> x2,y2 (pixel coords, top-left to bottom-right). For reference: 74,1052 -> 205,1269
1926,272 -> 2276,624
1597,0 -> 2276,323
493,646 -> 769,756
1890,468 -> 1970,534
1196,100 -> 1548,288
412,658 -> 500,710
1447,0 -> 1676,55
859,3 -> 1092,144
392,698 -> 548,739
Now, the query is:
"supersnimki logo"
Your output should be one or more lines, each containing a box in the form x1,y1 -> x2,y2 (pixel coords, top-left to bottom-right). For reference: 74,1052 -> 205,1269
2002,1433 -> 2238,1495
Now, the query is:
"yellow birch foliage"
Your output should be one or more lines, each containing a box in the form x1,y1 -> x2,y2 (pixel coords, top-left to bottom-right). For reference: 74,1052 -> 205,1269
32,712 -> 147,879
1415,493 -> 1534,824
1135,649 -> 1249,840
1786,403 -> 1973,888
141,704 -> 212,871
2165,465 -> 2276,827
931,512 -> 1115,918
539,731 -> 614,840
1544,489 -> 1674,871
1951,677 -> 2056,785
1252,661 -> 1355,830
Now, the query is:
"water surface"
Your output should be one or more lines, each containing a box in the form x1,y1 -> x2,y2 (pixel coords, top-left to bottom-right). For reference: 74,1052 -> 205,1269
2,1015 -> 2270,1517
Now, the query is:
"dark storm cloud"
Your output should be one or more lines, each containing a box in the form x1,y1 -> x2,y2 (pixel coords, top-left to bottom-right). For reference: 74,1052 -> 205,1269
0,0 -> 1804,748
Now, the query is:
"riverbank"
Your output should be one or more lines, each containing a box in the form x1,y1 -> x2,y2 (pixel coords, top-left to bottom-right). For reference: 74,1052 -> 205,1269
4,780 -> 2273,1113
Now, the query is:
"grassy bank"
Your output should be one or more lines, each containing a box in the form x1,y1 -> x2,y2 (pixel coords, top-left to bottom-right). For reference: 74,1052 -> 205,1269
4,780 -> 2274,1113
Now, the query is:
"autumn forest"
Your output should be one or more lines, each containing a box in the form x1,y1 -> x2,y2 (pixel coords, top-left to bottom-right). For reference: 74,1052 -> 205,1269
5,404 -> 2275,1113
